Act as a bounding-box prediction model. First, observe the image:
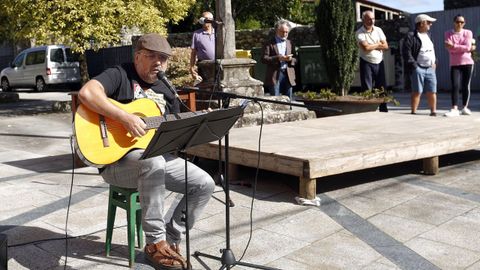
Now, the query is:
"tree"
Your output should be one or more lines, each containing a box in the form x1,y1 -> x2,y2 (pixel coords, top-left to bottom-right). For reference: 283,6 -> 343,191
315,0 -> 358,96
0,0 -> 195,80
0,0 -> 194,52
444,0 -> 480,10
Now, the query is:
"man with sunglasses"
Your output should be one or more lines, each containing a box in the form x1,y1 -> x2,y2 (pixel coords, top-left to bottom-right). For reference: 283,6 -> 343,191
78,33 -> 215,270
403,14 -> 438,116
190,11 -> 216,83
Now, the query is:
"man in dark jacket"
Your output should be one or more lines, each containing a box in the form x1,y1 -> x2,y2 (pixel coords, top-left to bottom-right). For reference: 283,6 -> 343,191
403,14 -> 438,116
262,20 -> 297,101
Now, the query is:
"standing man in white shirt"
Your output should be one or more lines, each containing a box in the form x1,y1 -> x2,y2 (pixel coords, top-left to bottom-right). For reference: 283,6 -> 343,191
403,14 -> 438,116
356,10 -> 389,112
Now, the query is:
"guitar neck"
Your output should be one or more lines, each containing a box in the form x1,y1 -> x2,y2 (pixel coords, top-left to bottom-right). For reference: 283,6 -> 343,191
143,116 -> 164,130
142,111 -> 204,130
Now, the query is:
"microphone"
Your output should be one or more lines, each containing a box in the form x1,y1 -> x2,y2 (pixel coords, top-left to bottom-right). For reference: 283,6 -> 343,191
157,70 -> 179,98
199,17 -> 223,25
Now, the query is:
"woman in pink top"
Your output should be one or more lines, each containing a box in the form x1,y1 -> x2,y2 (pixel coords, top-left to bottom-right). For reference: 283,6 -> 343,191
444,14 -> 476,117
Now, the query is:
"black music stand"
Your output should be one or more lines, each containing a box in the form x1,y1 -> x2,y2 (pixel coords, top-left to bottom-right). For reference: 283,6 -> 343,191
140,105 -> 245,269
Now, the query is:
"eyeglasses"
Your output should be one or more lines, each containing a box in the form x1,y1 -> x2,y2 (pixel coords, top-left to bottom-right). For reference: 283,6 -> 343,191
139,51 -> 168,63
455,21 -> 465,24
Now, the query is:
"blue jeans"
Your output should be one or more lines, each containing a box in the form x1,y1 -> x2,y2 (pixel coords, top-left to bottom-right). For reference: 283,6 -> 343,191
267,69 -> 292,100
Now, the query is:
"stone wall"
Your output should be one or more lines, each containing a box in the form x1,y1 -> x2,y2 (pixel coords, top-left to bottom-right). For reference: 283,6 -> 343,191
167,19 -> 410,50
167,26 -> 320,49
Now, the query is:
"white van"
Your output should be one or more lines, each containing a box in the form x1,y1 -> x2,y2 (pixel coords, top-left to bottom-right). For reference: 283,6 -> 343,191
0,45 -> 81,91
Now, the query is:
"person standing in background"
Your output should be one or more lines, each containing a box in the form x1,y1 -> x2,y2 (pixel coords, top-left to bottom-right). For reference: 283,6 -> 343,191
262,20 -> 297,101
444,14 -> 475,117
189,11 -> 215,83
403,14 -> 438,116
355,10 -> 389,112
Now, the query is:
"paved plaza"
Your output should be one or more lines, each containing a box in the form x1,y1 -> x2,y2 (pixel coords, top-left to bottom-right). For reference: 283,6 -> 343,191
1,90 -> 480,269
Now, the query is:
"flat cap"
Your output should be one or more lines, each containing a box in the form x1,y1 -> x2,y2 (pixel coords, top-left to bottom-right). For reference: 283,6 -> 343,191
136,33 -> 172,56
415,14 -> 436,23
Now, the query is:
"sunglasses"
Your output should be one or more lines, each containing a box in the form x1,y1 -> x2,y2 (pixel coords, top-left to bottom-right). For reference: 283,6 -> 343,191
455,21 -> 465,24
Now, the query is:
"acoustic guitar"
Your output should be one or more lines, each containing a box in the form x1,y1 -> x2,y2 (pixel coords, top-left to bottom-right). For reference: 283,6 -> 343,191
73,98 -> 163,167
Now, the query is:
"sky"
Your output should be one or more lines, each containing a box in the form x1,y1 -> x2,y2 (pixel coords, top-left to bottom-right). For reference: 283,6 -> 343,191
370,0 -> 444,14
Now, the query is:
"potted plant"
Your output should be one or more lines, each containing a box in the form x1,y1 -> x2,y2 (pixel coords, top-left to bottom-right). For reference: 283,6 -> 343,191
296,88 -> 399,117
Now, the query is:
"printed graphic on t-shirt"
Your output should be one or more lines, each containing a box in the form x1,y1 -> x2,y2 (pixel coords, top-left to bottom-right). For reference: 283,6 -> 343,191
132,82 -> 166,114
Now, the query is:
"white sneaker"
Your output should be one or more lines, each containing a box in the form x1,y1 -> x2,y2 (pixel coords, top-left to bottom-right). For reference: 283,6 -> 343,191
461,107 -> 472,115
444,109 -> 460,117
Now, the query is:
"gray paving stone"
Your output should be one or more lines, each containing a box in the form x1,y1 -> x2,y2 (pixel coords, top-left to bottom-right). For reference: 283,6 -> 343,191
328,178 -> 430,218
405,237 -> 480,269
368,213 -> 435,243
263,208 -> 342,243
467,260 -> 480,270
420,207 -> 480,252
362,257 -> 400,270
286,230 -> 381,269
266,257 -> 312,270
8,243 -> 62,269
384,191 -> 478,225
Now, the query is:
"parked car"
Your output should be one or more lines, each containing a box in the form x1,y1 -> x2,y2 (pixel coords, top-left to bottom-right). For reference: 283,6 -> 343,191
0,45 -> 81,92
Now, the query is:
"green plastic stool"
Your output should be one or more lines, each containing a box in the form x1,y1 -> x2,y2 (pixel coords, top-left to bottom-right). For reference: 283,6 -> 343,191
105,185 -> 143,267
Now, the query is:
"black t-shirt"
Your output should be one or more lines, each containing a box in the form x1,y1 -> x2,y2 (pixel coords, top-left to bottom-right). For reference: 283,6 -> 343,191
93,63 -> 180,114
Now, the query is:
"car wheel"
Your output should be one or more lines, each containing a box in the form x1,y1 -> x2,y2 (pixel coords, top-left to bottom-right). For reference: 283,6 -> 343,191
35,77 -> 47,92
1,78 -> 11,92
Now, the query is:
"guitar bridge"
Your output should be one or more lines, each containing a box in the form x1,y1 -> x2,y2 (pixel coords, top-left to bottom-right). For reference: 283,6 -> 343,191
99,115 -> 110,147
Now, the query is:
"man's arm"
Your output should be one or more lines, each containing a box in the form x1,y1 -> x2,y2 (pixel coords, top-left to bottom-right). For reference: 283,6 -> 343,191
261,42 -> 289,65
78,80 -> 147,137
189,48 -> 199,79
358,39 -> 388,51
402,34 -> 417,70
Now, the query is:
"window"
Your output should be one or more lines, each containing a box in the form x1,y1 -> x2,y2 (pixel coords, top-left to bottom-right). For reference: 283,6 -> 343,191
12,53 -> 25,68
50,48 -> 65,63
25,51 -> 46,65
65,48 -> 79,62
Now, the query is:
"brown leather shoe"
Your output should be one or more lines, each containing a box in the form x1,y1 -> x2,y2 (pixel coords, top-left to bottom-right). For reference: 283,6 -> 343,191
144,240 -> 187,270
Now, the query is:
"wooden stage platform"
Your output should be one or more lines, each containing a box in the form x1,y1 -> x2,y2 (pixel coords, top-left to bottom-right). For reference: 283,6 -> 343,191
188,111 -> 480,199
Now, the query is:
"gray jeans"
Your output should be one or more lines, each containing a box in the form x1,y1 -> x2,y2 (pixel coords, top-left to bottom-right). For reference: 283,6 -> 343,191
101,150 -> 215,245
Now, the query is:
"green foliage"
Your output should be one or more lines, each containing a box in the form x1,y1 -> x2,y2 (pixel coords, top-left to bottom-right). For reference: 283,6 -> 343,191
315,0 -> 358,96
444,0 -> 480,10
0,0 -> 195,53
167,47 -> 195,87
232,0 -> 298,28
351,88 -> 400,105
295,88 -> 338,100
236,18 -> 262,30
289,0 -> 317,25
296,88 -> 399,105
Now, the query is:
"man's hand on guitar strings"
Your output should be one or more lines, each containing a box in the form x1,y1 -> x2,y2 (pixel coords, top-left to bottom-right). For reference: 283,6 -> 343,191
121,113 -> 147,137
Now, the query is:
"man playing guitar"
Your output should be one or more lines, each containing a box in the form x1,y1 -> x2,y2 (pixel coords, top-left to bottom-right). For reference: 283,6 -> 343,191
77,33 -> 214,270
